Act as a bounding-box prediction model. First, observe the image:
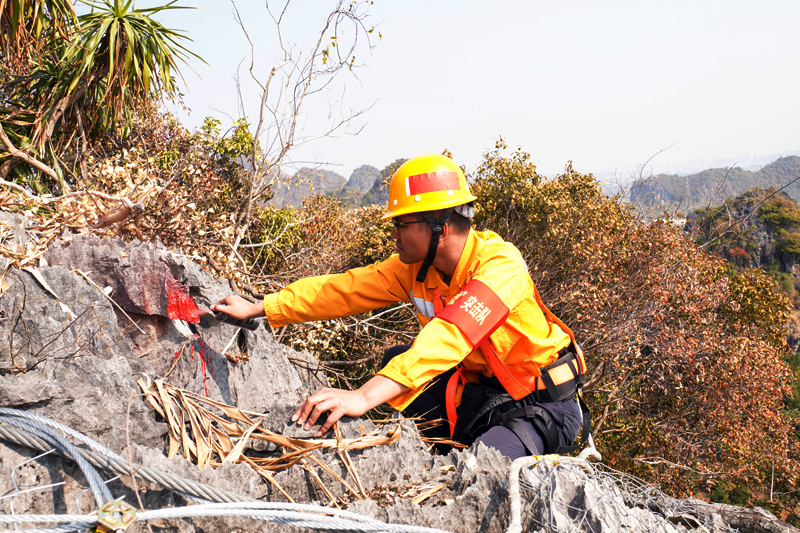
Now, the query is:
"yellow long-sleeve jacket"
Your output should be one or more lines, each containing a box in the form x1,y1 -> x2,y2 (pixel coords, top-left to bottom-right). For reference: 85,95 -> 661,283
263,229 -> 572,410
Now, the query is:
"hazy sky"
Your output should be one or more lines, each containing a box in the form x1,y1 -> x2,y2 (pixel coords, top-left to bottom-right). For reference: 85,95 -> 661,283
152,0 -> 800,182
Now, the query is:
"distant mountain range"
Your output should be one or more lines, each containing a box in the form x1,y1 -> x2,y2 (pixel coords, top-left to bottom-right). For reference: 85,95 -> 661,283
272,159 -> 407,208
628,156 -> 800,214
269,167 -> 349,207
270,165 -> 374,207
271,156 -> 800,215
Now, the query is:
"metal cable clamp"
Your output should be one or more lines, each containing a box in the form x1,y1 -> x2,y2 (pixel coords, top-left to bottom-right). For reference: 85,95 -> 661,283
95,500 -> 137,532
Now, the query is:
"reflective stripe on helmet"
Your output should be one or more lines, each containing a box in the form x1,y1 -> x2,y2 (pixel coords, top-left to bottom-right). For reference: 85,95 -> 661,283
405,171 -> 462,196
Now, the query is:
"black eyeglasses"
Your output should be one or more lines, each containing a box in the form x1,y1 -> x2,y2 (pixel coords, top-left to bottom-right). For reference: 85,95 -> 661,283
391,218 -> 427,230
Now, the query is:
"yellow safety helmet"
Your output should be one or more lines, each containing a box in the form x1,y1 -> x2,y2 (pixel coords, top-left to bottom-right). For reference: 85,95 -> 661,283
382,154 -> 477,220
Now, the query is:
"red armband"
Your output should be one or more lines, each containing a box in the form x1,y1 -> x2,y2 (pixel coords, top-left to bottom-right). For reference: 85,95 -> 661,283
436,279 -> 510,347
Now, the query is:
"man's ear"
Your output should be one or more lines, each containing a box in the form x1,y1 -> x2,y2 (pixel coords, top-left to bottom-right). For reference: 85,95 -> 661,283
439,223 -> 450,242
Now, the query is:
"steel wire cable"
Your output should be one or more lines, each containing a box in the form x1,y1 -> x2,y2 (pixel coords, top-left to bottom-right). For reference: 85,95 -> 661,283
0,513 -> 94,525
0,416 -> 453,533
139,505 -> 451,532
0,408 -> 123,460
0,416 -> 112,507
1,526 -> 94,533
0,423 -> 248,504
0,504 -> 451,533
140,501 -> 414,529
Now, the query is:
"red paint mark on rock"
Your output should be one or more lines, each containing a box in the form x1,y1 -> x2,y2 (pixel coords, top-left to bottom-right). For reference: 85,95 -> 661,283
193,337 -> 213,396
174,337 -> 213,397
165,277 -> 200,323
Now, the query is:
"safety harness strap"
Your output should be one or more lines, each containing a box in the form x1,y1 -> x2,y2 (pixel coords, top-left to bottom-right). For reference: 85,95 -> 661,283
496,398 -> 590,455
504,418 -> 544,456
574,392 -> 592,452
479,340 -> 539,401
497,405 -> 557,454
531,283 -> 587,375
445,366 -> 467,438
477,283 -> 587,401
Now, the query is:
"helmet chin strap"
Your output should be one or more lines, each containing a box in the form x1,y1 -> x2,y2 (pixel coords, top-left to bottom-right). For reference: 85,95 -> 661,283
416,209 -> 454,283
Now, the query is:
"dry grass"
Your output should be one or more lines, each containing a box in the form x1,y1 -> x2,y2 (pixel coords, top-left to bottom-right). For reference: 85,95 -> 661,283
137,376 -> 402,505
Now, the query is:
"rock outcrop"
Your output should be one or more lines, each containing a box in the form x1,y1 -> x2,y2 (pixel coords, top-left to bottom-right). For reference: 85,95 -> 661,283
0,235 -> 795,532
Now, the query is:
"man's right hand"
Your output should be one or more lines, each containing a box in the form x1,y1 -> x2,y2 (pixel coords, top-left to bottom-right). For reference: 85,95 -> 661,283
211,294 -> 265,320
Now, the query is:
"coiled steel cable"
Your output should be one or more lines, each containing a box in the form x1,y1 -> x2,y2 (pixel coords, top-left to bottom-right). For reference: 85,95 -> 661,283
0,415 -> 112,508
0,409 -> 453,533
0,424 -> 249,504
506,438 -> 602,533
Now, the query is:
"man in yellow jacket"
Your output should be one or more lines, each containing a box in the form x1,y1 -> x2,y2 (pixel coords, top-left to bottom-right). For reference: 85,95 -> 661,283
213,154 -> 588,459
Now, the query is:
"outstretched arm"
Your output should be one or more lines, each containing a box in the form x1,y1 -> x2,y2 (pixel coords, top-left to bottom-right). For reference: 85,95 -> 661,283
293,375 -> 408,436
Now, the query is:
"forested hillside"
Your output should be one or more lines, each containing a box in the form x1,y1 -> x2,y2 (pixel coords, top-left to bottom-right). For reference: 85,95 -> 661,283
630,156 -> 800,213
689,187 -> 800,412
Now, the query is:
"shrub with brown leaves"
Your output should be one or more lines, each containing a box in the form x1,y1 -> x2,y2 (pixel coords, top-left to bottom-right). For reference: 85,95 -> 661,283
472,143 -> 798,508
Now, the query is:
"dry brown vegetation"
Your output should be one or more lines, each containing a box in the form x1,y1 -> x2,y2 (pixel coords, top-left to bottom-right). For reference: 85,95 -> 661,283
1,110 -> 799,519
471,141 -> 799,518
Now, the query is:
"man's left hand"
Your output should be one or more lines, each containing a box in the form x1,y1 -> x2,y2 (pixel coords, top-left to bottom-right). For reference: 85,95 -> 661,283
292,375 -> 409,437
292,388 -> 369,436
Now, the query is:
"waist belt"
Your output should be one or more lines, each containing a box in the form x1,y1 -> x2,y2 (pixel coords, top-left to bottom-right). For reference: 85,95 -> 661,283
444,345 -> 583,438
530,347 -> 584,403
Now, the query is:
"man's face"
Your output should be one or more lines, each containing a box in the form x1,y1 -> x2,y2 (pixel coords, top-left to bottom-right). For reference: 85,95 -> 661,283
390,214 -> 432,264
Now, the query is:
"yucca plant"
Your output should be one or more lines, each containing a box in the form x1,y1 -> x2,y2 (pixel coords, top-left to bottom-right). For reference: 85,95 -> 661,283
0,0 -> 76,71
0,0 -> 201,191
55,0 -> 200,140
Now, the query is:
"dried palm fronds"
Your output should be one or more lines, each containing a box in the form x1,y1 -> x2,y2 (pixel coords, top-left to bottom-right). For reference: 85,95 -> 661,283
137,377 -> 402,504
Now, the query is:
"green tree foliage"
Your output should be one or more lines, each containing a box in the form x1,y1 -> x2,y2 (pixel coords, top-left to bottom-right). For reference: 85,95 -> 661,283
690,188 -> 800,275
0,0 -> 200,189
690,189 -> 800,307
777,232 -> 800,259
759,195 -> 800,231
244,206 -> 302,273
58,0 -> 198,137
0,0 -> 76,71
471,142 -> 798,503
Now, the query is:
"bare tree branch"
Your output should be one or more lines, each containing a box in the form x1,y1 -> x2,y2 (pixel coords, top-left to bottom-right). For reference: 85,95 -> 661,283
0,122 -> 59,180
225,0 -> 378,258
